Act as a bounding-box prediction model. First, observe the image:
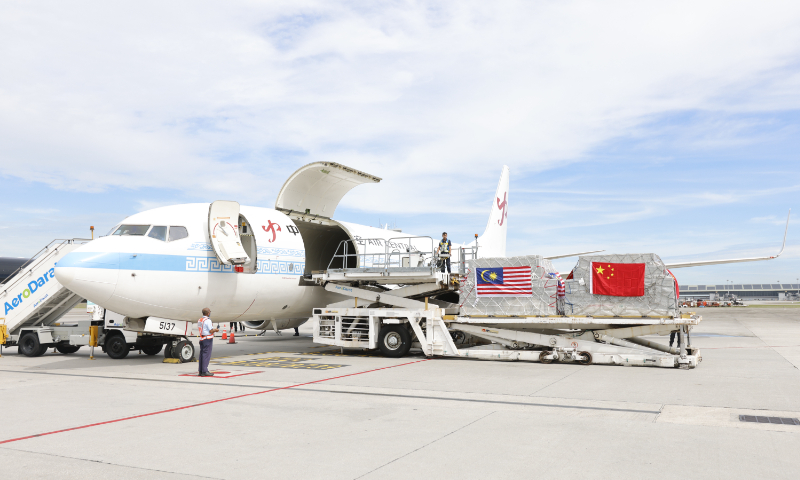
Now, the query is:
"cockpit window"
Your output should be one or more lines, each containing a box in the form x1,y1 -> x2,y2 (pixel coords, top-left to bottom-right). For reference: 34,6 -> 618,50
147,226 -> 168,241
113,225 -> 150,236
105,225 -> 120,236
169,226 -> 189,241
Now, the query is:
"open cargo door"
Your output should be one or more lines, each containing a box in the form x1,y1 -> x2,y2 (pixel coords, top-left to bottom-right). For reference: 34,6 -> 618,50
208,201 -> 250,265
275,162 -> 381,219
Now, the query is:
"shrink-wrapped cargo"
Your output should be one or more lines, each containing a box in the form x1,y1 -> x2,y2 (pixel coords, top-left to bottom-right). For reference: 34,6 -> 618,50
460,255 -> 558,316
564,253 -> 678,317
458,253 -> 678,318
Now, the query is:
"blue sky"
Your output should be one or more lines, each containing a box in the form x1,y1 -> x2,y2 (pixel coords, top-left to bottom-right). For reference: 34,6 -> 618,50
1,1 -> 798,285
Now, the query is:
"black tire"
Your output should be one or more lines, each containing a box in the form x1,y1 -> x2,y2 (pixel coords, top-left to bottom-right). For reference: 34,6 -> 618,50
377,325 -> 412,358
577,351 -> 592,365
539,350 -> 554,364
174,340 -> 194,363
55,344 -> 81,354
19,333 -> 48,357
141,344 -> 163,356
163,343 -> 175,359
105,334 -> 129,359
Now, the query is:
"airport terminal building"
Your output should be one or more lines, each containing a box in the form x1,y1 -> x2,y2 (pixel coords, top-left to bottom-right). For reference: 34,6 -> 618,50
679,283 -> 800,301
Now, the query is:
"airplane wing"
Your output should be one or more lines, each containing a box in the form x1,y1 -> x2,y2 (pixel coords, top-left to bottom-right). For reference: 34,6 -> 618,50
544,250 -> 604,260
666,210 -> 790,269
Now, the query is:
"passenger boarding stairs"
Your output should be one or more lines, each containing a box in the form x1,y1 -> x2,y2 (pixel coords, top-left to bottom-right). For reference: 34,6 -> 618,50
1,239 -> 89,338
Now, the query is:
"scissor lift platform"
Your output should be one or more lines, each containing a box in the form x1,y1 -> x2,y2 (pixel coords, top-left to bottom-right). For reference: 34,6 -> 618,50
312,307 -> 702,369
314,269 -> 450,286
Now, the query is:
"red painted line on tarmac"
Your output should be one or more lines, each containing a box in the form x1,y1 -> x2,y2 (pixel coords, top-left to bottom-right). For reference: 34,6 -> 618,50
179,371 -> 264,379
216,372 -> 264,378
0,359 -> 428,445
699,345 -> 800,350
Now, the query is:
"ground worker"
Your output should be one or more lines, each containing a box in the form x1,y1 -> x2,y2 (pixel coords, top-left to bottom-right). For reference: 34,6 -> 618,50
198,308 -> 218,376
437,232 -> 452,273
669,329 -> 682,349
556,279 -> 566,315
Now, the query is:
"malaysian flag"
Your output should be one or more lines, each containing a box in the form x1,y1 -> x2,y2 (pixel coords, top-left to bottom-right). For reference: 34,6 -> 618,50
476,266 -> 532,297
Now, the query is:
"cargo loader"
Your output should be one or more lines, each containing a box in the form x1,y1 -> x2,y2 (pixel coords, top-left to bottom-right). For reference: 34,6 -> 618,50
310,238 -> 701,369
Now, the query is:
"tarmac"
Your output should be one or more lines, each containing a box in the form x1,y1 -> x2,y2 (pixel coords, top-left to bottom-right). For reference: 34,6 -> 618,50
1,307 -> 800,479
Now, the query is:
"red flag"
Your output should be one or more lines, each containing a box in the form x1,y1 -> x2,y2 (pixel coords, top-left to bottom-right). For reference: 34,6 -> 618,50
590,262 -> 645,297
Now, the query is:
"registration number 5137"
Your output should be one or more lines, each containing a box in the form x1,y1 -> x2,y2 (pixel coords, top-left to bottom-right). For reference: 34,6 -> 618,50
144,317 -> 188,335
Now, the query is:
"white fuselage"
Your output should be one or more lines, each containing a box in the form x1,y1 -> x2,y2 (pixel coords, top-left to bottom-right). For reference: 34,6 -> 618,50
56,204 -> 322,324
53,204 -> 453,326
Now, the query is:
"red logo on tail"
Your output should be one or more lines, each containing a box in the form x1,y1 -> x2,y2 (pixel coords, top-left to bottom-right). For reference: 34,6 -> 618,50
496,192 -> 508,226
262,221 -> 281,243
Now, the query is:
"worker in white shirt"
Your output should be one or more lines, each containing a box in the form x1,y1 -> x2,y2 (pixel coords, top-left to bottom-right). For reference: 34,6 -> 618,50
197,308 -> 219,376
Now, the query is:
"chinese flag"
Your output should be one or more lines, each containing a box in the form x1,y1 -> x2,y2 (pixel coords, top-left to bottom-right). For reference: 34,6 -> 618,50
590,262 -> 645,297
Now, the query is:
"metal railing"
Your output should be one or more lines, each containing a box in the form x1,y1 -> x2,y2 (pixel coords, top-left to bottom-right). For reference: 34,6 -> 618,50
0,239 -> 91,289
326,236 -> 480,276
455,244 -> 479,275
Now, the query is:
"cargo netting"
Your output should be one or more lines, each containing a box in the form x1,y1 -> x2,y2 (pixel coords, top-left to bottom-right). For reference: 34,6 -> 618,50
459,255 -> 558,316
564,254 -> 678,317
457,253 -> 678,317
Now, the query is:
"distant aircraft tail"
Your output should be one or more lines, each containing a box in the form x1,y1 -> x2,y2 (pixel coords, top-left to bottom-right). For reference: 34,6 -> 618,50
469,165 -> 509,258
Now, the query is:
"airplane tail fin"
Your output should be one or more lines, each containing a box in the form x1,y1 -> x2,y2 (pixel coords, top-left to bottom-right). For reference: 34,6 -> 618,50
471,165 -> 509,258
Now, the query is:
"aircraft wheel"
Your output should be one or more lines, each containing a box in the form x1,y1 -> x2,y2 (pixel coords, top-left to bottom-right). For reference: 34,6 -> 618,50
174,340 -> 194,363
577,351 -> 592,365
163,343 -> 175,359
378,325 -> 411,358
19,334 -> 48,357
105,334 -> 129,359
141,344 -> 163,356
55,344 -> 81,354
539,351 -> 554,364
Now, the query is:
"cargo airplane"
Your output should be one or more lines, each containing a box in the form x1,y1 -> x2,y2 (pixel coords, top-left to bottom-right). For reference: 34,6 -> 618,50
54,163 -> 515,331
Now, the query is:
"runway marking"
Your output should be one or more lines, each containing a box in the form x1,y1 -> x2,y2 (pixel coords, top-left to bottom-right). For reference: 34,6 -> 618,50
213,357 -> 347,370
244,351 -> 292,356
295,351 -> 383,357
240,350 -> 385,358
0,359 -> 429,445
0,368 -> 662,413
179,370 -> 264,379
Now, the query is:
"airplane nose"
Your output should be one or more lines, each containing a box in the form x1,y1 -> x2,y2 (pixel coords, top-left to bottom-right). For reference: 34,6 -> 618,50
54,263 -> 76,288
55,250 -> 119,304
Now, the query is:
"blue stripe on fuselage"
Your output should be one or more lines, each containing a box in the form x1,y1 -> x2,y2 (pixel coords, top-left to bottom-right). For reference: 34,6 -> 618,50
57,252 -> 304,275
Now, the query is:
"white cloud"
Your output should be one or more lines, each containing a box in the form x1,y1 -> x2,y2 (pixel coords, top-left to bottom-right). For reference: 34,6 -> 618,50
14,207 -> 59,214
1,0 -> 800,214
750,213 -> 797,226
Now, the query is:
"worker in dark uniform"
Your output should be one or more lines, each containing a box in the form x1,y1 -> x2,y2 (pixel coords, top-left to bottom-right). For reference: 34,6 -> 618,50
438,232 -> 452,273
669,329 -> 682,349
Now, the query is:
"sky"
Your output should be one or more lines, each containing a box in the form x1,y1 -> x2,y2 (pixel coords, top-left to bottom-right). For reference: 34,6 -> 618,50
0,0 -> 798,285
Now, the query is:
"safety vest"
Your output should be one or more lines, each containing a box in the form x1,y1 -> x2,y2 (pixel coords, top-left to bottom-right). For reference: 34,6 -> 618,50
198,317 -> 214,340
439,239 -> 451,254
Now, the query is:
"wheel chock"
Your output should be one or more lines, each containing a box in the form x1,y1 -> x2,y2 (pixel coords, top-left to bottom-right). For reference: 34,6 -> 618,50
163,357 -> 197,364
